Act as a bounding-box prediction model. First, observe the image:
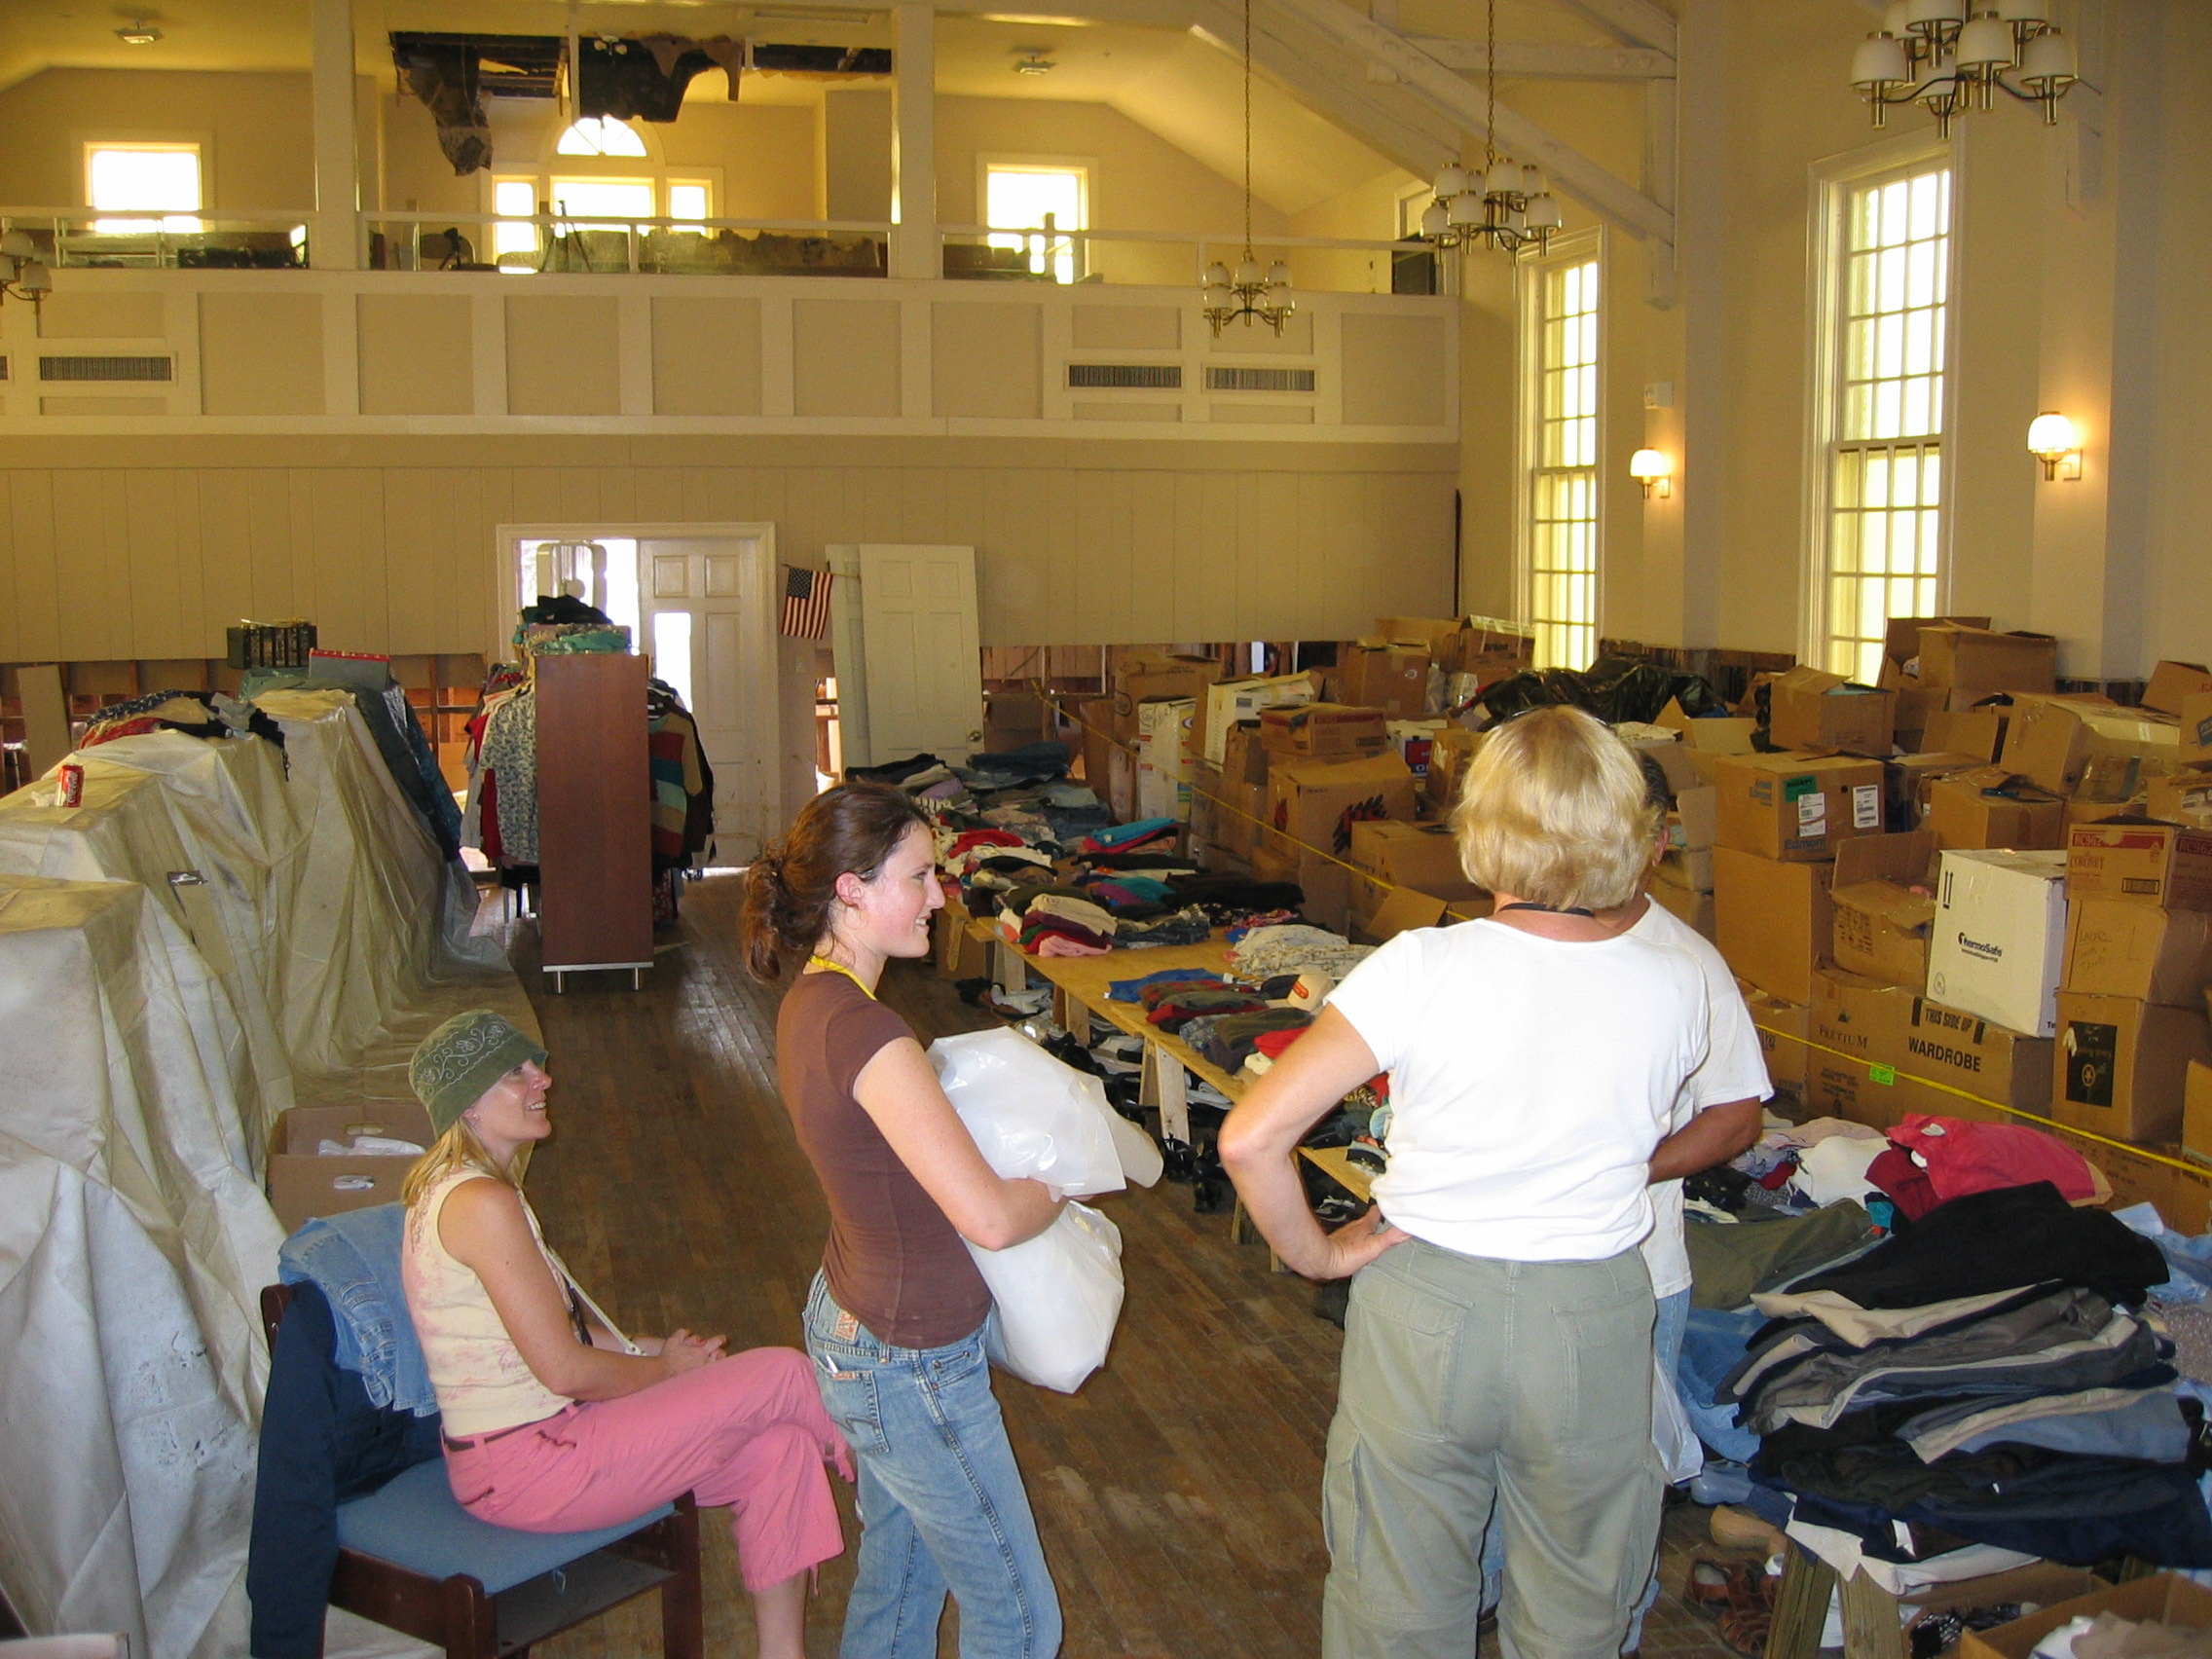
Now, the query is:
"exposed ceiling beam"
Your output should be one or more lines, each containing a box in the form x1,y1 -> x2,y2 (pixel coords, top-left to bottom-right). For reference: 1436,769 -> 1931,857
1263,0 -> 1675,243
1550,0 -> 1677,56
1398,37 -> 1674,79
1190,2 -> 1460,181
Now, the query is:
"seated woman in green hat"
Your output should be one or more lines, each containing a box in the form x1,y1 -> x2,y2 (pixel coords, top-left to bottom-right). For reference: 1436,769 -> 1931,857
399,1008 -> 848,1659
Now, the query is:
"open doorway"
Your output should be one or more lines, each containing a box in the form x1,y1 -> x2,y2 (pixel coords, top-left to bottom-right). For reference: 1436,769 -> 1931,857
498,522 -> 817,863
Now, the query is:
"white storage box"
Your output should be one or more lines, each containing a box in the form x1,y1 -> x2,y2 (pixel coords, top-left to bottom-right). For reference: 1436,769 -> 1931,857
1137,698 -> 1195,821
1927,848 -> 2069,1037
1202,675 -> 1313,766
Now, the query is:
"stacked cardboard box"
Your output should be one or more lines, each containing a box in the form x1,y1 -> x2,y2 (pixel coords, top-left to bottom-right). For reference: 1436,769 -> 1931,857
1338,642 -> 1432,718
1199,673 -> 1313,765
2053,818 -> 2212,1142
1712,752 -> 1884,1004
1261,752 -> 1419,934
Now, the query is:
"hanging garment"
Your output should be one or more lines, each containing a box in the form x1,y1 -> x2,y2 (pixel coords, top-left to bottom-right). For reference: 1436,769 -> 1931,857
479,687 -> 539,866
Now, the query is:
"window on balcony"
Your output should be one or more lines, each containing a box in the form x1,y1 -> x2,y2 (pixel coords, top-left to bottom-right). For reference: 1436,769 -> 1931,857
984,163 -> 1087,282
556,117 -> 648,158
86,142 -> 202,233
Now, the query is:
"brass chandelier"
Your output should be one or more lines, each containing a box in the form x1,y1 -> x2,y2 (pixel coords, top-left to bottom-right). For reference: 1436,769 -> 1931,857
1200,0 -> 1293,336
1417,0 -> 1561,258
1850,0 -> 2079,136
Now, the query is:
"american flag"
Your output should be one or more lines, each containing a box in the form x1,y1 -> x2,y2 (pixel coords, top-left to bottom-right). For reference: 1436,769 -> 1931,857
779,566 -> 834,640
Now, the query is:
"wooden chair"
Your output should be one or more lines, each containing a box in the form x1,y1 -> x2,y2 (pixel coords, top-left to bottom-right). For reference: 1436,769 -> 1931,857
259,1283 -> 703,1659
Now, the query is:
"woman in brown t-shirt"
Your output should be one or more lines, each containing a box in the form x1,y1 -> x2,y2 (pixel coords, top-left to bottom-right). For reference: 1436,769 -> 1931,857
745,783 -> 1066,1658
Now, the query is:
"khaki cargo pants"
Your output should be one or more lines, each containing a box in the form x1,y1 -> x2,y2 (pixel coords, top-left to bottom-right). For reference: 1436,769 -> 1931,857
1322,1238 -> 1662,1659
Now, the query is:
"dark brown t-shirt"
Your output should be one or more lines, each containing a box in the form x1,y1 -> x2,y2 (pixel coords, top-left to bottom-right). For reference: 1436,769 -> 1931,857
776,970 -> 992,1348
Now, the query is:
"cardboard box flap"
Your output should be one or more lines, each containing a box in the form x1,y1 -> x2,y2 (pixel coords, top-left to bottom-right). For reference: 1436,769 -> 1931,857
1834,878 -> 1936,933
1833,828 -> 1936,890
2145,660 -> 2212,717
1885,614 -> 1991,669
1368,886 -> 1449,940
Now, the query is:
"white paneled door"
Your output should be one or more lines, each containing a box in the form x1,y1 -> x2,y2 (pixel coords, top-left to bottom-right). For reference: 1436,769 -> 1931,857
638,531 -> 778,861
855,545 -> 982,761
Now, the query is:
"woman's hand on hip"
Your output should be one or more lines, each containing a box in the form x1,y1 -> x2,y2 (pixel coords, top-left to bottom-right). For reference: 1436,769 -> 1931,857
1304,1209 -> 1410,1281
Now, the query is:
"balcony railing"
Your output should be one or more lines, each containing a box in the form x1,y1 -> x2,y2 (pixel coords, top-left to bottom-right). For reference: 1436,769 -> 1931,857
0,207 -> 1443,296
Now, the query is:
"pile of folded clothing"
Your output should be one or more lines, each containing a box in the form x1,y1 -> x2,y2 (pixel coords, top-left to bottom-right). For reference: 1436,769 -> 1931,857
995,890 -> 1119,957
1714,1181 -> 2212,1570
1230,922 -> 1374,982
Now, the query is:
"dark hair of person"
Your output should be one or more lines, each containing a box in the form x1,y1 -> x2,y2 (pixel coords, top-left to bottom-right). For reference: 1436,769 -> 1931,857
740,782 -> 932,982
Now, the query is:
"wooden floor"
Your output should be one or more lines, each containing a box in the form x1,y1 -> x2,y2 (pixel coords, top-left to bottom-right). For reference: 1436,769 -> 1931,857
511,871 -> 1746,1658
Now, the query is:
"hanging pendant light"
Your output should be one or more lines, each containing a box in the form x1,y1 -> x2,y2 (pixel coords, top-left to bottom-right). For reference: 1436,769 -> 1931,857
1848,1 -> 2077,133
1414,0 -> 1558,260
1200,0 -> 1293,337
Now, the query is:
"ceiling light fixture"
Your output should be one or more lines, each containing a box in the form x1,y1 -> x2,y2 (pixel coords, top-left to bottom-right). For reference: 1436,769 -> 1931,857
0,229 -> 54,312
1850,1 -> 2078,136
1199,0 -> 1292,336
116,20 -> 164,45
1415,0 -> 1560,259
1012,51 -> 1054,74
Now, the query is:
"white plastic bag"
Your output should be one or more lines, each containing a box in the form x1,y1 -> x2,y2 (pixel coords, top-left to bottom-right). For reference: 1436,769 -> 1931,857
1652,1352 -> 1704,1486
927,1028 -> 1135,1390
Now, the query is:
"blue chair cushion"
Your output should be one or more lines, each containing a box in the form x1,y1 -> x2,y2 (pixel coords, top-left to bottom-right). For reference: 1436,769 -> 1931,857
335,1456 -> 675,1595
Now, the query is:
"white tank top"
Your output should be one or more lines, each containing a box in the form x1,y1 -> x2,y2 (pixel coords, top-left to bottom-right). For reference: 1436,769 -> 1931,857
401,1168 -> 575,1437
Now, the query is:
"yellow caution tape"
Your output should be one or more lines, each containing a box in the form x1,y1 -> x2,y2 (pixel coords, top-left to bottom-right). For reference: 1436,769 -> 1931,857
1754,1020 -> 2210,1180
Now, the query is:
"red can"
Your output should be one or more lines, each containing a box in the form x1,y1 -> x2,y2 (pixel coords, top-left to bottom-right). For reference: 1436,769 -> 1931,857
56,762 -> 84,807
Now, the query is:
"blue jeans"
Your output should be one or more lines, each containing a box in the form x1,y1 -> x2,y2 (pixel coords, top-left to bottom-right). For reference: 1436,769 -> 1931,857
1479,1286 -> 1692,1651
802,1272 -> 1062,1659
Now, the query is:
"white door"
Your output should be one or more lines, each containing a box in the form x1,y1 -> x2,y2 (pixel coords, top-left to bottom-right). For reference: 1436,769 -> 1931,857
638,533 -> 777,860
856,545 -> 982,761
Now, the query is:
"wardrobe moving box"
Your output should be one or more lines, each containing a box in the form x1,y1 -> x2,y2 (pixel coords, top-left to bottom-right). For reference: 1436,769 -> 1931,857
1808,969 -> 1919,1126
1742,984 -> 1810,1095
2144,660 -> 2212,717
1829,830 -> 1937,990
2066,817 -> 2212,911
1111,652 -> 1224,741
1339,643 -> 1431,719
1714,846 -> 1833,1005
1925,766 -> 2067,852
1896,996 -> 2054,1123
1714,752 -> 1886,863
2053,991 -> 2212,1143
1261,702 -> 1390,760
2004,695 -> 2178,797
1921,707 -> 2005,762
269,1103 -> 437,1234
2064,901 -> 2212,1009
1768,667 -> 1898,758
2146,770 -> 2212,830
1349,820 -> 1482,902
1926,848 -> 2068,1037
1223,719 -> 1270,787
1914,625 -> 2058,695
1267,753 -> 1419,934
1202,674 -> 1313,765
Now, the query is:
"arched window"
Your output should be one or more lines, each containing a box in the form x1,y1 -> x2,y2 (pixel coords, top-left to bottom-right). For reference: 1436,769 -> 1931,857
555,117 -> 648,158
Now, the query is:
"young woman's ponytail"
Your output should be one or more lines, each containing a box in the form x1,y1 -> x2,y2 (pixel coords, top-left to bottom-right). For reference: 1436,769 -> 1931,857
739,783 -> 932,981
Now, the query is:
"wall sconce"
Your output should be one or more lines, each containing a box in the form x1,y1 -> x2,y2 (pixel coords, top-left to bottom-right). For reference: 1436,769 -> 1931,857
1630,448 -> 1673,498
2027,411 -> 2082,482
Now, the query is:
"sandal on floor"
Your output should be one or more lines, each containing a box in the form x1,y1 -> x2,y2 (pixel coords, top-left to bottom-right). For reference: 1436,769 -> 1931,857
1718,1603 -> 1770,1659
1682,1558 -> 1747,1624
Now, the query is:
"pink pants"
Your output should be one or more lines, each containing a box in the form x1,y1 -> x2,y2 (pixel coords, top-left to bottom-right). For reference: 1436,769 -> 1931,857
444,1346 -> 851,1592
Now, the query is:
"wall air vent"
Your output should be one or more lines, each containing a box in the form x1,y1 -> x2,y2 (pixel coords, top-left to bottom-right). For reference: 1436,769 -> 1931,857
1204,366 -> 1315,393
0,356 -> 9,381
40,355 -> 173,382
1066,363 -> 1181,389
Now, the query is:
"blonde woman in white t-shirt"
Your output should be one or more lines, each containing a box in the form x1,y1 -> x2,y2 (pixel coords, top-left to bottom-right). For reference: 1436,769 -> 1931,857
1221,706 -> 1730,1659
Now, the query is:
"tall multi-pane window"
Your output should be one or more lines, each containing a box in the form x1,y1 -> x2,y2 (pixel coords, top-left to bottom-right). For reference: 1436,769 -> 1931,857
1526,254 -> 1601,670
1822,165 -> 1951,684
984,164 -> 1087,282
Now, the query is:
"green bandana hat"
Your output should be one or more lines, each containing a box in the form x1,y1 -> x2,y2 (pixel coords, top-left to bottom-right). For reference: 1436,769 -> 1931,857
410,1009 -> 549,1136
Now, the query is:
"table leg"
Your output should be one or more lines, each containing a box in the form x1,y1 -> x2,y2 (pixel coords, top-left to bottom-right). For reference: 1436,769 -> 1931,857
1150,1045 -> 1189,1147
1053,985 -> 1091,1042
1838,1568 -> 1904,1659
1766,1542 -> 1837,1659
992,940 -> 1028,998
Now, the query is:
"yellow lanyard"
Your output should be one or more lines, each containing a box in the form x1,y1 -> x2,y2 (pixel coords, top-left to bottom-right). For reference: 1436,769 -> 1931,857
806,955 -> 877,1000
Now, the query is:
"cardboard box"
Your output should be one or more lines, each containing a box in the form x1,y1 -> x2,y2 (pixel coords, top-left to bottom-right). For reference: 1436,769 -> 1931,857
2064,899 -> 2212,1006
1656,699 -> 1759,754
1339,643 -> 1432,719
1927,848 -> 2069,1037
1807,968 -> 1921,1125
2183,692 -> 2212,765
1375,616 -> 1466,654
268,1103 -> 436,1234
1104,741 -> 1137,825
1714,846 -> 1833,1005
1136,698 -> 1194,822
1625,731 -> 1705,798
1203,777 -> 1265,859
1915,624 -> 2058,694
1111,651 -> 1224,741
1922,707 -> 2005,762
1925,765 -> 2067,852
1201,674 -> 1313,766
1890,686 -> 1945,751
1223,719 -> 1270,788
1387,719 -> 1449,779
1886,752 -> 1985,832
1266,753 -> 1419,934
1432,615 -> 1535,678
1829,830 -> 1936,990
1649,870 -> 1715,940
1423,726 -> 1485,815
1261,702 -> 1390,760
1351,883 -> 1452,945
2145,660 -> 2212,717
1767,666 -> 1897,758
1714,752 -> 1886,863
1187,761 -> 1223,845
2187,1060 -> 2212,1164
1075,696 -> 1115,789
1349,820 -> 1484,903
1880,614 -> 1992,687
1896,996 -> 2054,1123
2053,991 -> 2212,1142
2004,694 -> 2178,797
1960,1574 -> 2212,1659
2147,769 -> 2212,830
2067,816 -> 2212,911
1742,984 -> 1809,1095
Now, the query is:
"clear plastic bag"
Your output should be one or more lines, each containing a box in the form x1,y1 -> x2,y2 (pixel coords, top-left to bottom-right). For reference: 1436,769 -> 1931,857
1653,1352 -> 1705,1486
928,1027 -> 1139,1391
